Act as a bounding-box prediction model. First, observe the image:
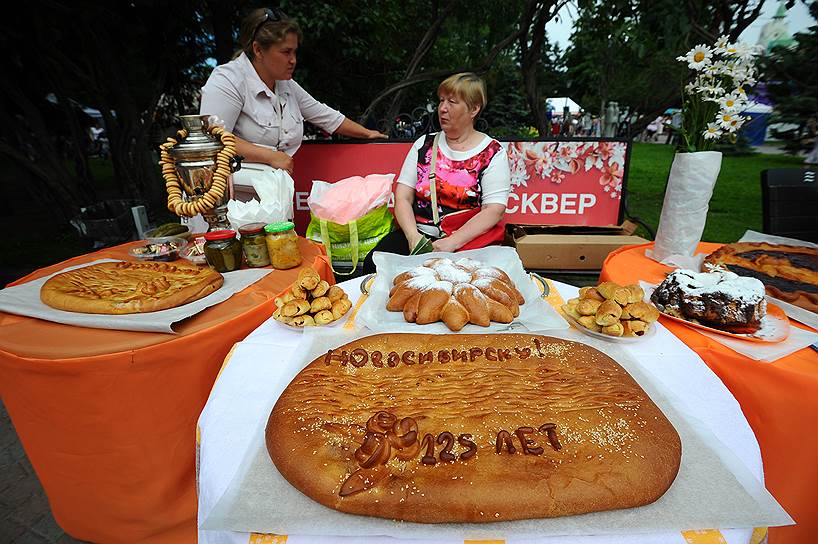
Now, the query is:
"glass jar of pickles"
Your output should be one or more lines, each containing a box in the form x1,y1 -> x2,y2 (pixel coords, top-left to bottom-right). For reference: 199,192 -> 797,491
203,230 -> 243,272
238,222 -> 270,268
264,221 -> 302,270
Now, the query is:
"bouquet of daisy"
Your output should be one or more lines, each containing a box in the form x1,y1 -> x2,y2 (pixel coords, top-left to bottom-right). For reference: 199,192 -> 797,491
676,36 -> 763,152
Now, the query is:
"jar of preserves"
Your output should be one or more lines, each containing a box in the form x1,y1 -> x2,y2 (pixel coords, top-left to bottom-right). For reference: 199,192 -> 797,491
203,230 -> 243,272
264,221 -> 302,270
238,222 -> 270,268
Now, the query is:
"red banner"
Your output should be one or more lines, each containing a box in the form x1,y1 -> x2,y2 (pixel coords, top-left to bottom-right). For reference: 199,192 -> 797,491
290,140 -> 627,233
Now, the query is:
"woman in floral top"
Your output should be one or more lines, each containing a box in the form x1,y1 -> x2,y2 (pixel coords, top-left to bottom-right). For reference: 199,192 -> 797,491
362,73 -> 511,273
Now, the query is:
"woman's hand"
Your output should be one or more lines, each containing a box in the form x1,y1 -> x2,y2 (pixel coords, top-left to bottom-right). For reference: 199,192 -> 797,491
431,236 -> 461,253
405,229 -> 425,251
364,129 -> 389,139
268,150 -> 294,174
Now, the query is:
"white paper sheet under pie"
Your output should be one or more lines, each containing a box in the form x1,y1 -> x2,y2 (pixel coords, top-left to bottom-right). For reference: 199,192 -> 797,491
357,246 -> 568,334
0,259 -> 272,333
200,327 -> 793,539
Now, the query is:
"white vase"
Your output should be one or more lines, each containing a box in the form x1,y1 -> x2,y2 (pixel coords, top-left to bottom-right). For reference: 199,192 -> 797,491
649,151 -> 722,265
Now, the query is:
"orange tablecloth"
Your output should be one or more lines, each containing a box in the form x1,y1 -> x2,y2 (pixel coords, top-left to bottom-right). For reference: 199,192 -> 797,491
0,237 -> 332,543
601,242 -> 818,544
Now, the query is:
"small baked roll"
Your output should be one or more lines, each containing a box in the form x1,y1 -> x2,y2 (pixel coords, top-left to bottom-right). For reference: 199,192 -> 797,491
415,283 -> 454,325
602,322 -> 625,337
595,299 -> 623,326
629,319 -> 650,335
621,320 -> 634,337
311,280 -> 330,298
276,291 -> 296,307
566,297 -> 580,307
291,282 -> 308,300
298,268 -> 321,290
577,298 -> 602,316
327,285 -> 346,302
597,282 -> 630,305
290,314 -> 316,327
625,284 -> 645,304
627,301 -> 660,322
577,315 -> 602,331
561,304 -> 583,321
620,305 -> 632,320
331,298 -> 352,320
454,284 -> 490,327
314,310 -> 334,325
403,292 -> 422,323
441,297 -> 470,331
283,299 -> 311,317
310,296 -> 332,313
487,298 -> 514,323
578,286 -> 605,302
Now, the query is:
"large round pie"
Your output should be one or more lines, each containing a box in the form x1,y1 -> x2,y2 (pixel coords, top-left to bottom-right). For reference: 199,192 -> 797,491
40,261 -> 223,314
703,242 -> 818,313
266,333 -> 681,523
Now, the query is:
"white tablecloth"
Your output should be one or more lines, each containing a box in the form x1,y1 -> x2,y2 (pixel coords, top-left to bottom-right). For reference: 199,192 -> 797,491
197,278 -> 763,544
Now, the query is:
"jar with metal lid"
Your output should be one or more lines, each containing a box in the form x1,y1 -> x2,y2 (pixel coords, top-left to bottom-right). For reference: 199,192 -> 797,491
203,230 -> 243,272
264,221 -> 302,270
238,222 -> 270,268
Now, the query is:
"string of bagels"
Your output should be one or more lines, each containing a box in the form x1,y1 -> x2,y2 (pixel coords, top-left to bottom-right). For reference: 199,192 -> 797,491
158,126 -> 237,217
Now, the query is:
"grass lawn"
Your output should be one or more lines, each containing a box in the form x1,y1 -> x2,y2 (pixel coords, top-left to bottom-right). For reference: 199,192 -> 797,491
625,142 -> 806,242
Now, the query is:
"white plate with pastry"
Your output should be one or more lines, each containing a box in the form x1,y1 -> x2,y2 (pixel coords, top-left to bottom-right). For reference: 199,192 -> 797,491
561,282 -> 660,343
356,247 -> 567,334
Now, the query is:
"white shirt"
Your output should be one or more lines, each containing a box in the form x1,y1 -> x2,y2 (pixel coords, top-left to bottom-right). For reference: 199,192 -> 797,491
200,53 -> 345,156
396,133 -> 511,207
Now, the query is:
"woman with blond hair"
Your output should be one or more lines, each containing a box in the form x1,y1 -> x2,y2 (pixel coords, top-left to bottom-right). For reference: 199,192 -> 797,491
362,72 -> 511,273
200,7 -> 385,175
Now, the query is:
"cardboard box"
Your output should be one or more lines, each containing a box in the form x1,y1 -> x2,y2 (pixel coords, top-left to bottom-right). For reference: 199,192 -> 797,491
508,222 -> 648,270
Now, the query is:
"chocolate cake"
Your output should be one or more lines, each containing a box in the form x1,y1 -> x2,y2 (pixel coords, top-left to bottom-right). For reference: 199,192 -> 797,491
651,269 -> 766,333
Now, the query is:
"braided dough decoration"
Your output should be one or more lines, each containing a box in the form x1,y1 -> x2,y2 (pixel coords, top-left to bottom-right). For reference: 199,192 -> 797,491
159,126 -> 237,218
387,257 -> 525,331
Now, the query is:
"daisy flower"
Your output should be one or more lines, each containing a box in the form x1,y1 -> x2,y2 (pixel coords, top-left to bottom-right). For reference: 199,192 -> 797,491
719,93 -> 742,111
703,123 -> 723,140
684,45 -> 712,70
713,35 -> 730,53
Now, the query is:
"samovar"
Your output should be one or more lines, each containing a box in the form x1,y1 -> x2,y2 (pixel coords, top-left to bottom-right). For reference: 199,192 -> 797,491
160,114 -> 241,231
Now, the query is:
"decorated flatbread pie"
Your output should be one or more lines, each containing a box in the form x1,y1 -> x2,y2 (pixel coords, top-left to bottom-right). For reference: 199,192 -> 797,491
40,261 -> 223,314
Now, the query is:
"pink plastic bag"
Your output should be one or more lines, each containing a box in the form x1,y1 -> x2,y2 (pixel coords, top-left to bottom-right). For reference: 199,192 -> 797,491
307,174 -> 394,224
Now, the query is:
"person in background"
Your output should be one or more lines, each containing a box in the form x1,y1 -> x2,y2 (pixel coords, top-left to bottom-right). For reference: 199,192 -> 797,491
361,73 -> 511,274
200,7 -> 386,175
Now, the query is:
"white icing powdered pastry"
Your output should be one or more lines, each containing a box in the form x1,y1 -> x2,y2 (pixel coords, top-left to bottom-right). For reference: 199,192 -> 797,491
669,269 -> 765,304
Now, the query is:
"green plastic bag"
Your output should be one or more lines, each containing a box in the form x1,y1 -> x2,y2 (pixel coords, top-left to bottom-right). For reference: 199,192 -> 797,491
306,204 -> 394,274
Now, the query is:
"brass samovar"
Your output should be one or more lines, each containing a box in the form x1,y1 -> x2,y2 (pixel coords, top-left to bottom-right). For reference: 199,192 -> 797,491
159,114 -> 241,231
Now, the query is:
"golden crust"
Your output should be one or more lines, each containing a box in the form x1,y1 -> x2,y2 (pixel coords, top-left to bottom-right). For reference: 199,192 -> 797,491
266,333 -> 681,523
40,261 -> 223,314
703,242 -> 818,313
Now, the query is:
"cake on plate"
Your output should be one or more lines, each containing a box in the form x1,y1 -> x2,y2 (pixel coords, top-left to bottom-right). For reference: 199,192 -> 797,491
651,269 -> 766,333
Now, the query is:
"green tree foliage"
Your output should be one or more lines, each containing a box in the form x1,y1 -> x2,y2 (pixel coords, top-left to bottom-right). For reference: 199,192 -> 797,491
563,0 -> 772,134
2,1 -> 214,220
761,2 -> 818,154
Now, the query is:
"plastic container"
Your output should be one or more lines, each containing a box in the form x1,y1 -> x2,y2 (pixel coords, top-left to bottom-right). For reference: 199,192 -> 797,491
264,221 -> 302,270
238,222 -> 270,268
128,237 -> 187,262
203,230 -> 243,272
179,236 -> 207,265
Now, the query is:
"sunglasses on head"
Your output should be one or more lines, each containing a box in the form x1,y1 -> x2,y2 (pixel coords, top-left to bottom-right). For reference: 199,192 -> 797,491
252,7 -> 283,41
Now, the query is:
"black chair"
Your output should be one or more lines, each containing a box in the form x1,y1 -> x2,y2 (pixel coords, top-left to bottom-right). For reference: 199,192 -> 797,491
761,168 -> 818,243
